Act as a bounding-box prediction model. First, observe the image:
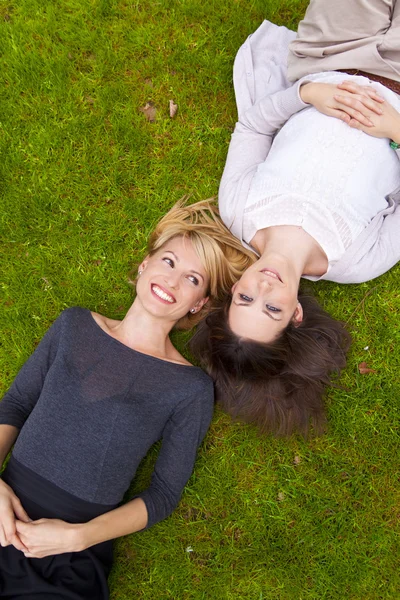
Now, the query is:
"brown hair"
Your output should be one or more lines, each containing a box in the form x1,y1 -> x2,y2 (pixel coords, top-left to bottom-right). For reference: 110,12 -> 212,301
134,198 -> 255,330
190,290 -> 351,436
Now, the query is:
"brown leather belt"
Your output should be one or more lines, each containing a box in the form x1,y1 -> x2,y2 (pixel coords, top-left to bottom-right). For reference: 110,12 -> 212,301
338,69 -> 400,96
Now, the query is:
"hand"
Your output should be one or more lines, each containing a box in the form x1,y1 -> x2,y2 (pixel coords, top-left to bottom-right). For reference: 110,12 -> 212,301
16,518 -> 83,559
335,80 -> 400,143
300,81 -> 384,127
0,479 -> 31,552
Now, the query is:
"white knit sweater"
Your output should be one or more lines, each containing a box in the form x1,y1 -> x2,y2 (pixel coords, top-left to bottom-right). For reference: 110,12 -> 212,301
219,21 -> 400,284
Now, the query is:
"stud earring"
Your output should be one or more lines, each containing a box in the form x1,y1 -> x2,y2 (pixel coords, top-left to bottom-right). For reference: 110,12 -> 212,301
190,308 -> 196,314
138,270 -> 142,275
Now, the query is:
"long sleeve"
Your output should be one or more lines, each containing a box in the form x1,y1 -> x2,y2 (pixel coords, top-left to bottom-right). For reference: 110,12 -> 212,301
219,84 -> 308,242
218,20 -> 309,242
321,189 -> 400,284
0,313 -> 64,429
137,381 -> 214,528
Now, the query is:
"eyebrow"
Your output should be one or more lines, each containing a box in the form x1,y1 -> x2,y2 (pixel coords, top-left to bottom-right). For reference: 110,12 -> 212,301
233,301 -> 282,322
164,250 -> 205,282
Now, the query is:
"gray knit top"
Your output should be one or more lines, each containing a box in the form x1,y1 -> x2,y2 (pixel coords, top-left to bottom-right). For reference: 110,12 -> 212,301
0,308 -> 214,528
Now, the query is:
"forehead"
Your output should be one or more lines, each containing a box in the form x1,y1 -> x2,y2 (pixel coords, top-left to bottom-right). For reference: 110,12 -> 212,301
229,301 -> 283,343
157,236 -> 208,274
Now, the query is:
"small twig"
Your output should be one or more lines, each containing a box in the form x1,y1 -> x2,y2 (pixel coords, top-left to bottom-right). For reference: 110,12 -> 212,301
345,285 -> 379,325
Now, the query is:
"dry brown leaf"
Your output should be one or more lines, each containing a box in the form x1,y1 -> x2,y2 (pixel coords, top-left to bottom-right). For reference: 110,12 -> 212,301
293,455 -> 301,465
358,361 -> 377,375
169,99 -> 178,118
140,102 -> 157,122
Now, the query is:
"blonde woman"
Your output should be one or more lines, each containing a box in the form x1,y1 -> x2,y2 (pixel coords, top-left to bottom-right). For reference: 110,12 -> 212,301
0,200 -> 253,599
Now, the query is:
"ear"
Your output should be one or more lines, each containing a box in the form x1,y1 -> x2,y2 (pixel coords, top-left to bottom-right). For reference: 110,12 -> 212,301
191,296 -> 209,314
138,257 -> 149,273
292,301 -> 303,327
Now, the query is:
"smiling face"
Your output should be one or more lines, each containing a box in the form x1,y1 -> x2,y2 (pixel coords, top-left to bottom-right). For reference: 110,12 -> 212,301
136,236 -> 210,324
228,261 -> 303,342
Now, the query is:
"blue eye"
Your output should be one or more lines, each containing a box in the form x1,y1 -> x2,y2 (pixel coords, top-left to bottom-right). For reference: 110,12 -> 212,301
266,304 -> 281,313
239,294 -> 253,302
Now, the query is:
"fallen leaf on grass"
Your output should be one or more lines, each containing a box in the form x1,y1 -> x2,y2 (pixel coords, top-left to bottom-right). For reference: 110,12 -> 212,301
169,99 -> 178,118
277,492 -> 285,502
293,455 -> 301,465
140,102 -> 157,122
358,361 -> 377,375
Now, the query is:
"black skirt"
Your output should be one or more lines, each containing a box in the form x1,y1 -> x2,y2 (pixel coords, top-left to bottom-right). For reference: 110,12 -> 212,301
0,455 -> 118,600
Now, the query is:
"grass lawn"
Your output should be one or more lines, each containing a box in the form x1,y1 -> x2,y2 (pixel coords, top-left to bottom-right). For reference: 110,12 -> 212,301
1,0 -> 399,598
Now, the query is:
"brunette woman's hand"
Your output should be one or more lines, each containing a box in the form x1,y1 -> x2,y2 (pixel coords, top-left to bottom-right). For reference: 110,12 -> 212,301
0,479 -> 30,552
16,518 -> 83,558
335,80 -> 400,143
300,81 -> 385,127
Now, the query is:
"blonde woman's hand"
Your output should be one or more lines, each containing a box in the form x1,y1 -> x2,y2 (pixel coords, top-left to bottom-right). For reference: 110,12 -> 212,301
335,80 -> 400,143
0,479 -> 30,552
16,518 -> 83,558
300,81 -> 385,127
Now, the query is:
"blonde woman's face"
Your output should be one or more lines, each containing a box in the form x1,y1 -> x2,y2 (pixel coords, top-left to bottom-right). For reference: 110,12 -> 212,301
136,237 -> 209,322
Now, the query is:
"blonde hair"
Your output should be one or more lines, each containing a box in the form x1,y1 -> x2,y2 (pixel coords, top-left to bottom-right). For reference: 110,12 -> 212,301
140,198 -> 255,330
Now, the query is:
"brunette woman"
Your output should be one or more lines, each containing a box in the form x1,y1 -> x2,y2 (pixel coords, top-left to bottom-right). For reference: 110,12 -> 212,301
191,0 -> 400,436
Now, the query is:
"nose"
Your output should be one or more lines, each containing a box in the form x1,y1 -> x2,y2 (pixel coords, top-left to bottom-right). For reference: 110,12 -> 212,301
164,272 -> 180,289
258,277 -> 273,289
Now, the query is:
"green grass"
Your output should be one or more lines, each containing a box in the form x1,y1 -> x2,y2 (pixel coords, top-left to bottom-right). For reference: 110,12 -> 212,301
1,0 -> 399,598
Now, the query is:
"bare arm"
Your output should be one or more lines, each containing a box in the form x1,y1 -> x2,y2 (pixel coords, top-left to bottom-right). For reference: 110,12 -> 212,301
17,497 -> 148,558
0,425 -> 19,465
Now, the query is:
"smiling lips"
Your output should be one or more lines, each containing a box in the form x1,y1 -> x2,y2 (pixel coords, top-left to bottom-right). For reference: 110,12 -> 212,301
260,268 -> 282,282
151,284 -> 176,304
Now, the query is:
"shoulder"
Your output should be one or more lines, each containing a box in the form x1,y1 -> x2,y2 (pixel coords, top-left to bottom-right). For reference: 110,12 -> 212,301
47,306 -> 90,339
57,306 -> 91,326
175,369 -> 214,415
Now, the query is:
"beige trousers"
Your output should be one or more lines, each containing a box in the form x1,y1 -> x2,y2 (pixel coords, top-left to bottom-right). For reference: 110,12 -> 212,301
287,0 -> 400,82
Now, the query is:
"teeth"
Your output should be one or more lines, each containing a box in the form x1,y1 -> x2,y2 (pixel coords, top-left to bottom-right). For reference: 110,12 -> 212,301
263,270 -> 278,279
152,285 -> 174,303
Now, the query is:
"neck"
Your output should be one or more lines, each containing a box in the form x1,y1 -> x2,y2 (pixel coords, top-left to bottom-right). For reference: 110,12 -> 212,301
251,226 -> 328,278
110,298 -> 176,358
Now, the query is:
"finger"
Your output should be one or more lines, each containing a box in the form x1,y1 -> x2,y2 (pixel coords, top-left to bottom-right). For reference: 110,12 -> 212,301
333,96 -> 374,126
10,533 -> 28,552
336,88 -> 384,112
0,525 -> 9,547
2,510 -> 18,546
337,82 -> 385,103
11,497 -> 31,523
336,92 -> 383,116
348,118 -> 368,132
327,109 -> 351,124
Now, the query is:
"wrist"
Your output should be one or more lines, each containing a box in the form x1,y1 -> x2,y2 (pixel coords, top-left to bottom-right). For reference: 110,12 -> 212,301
299,81 -> 313,104
72,523 -> 91,552
390,128 -> 400,146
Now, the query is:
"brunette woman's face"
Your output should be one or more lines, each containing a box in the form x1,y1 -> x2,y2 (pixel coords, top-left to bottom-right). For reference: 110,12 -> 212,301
136,237 -> 209,323
228,263 -> 303,342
